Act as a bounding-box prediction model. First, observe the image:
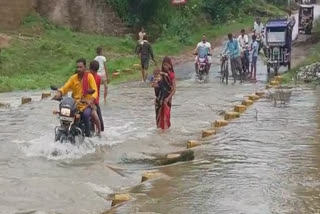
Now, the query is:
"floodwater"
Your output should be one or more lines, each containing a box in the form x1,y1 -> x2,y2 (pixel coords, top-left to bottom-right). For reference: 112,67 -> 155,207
0,5 -> 320,214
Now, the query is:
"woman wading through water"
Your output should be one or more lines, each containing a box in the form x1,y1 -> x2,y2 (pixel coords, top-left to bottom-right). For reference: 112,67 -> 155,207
152,56 -> 176,130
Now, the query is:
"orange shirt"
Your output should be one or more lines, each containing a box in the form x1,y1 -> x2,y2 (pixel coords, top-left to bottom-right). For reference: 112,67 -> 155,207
59,73 -> 98,111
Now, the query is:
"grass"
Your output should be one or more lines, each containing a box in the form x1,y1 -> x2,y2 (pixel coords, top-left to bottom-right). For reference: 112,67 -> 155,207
0,3 -> 284,92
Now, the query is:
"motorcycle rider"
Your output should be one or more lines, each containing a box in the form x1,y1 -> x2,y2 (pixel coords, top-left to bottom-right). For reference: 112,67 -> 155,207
237,29 -> 249,73
194,34 -> 212,75
223,33 -> 242,83
253,17 -> 264,53
53,58 -> 98,137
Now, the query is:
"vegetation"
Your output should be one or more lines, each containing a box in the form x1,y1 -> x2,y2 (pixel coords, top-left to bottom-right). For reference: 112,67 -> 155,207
282,19 -> 320,84
0,1 -> 284,92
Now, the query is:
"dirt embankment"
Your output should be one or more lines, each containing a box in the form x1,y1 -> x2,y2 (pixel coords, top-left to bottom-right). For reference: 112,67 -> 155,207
0,0 -> 128,36
36,0 -> 128,36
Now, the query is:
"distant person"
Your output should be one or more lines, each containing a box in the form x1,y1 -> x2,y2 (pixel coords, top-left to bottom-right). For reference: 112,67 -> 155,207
253,17 -> 264,53
94,47 -> 109,104
237,29 -> 250,72
152,56 -> 176,130
89,60 -> 105,135
194,34 -> 212,74
250,34 -> 259,81
137,35 -> 156,82
223,33 -> 242,83
138,27 -> 146,45
288,11 -> 296,29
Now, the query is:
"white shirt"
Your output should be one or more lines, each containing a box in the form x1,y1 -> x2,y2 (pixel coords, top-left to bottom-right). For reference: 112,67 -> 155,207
94,55 -> 107,76
254,22 -> 264,35
196,41 -> 211,56
237,34 -> 249,50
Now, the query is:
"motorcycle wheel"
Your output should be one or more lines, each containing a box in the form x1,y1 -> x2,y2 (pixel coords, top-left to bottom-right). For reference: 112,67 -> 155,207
59,133 -> 68,144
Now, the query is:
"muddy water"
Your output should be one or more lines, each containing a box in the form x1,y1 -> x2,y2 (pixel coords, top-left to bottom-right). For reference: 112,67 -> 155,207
1,5 -> 320,214
114,86 -> 320,214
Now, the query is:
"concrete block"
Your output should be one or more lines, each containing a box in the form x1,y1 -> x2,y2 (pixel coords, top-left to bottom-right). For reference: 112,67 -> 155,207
112,72 -> 121,78
186,140 -> 202,149
213,119 -> 228,127
111,193 -> 131,207
141,171 -> 163,182
255,91 -> 265,97
274,75 -> 283,82
202,129 -> 216,138
234,105 -> 247,113
242,99 -> 253,106
41,92 -> 51,99
21,97 -> 32,105
249,95 -> 260,101
224,112 -> 240,120
270,80 -> 280,86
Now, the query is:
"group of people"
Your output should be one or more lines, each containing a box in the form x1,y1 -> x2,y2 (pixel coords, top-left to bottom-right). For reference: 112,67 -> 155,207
53,48 -> 110,137
192,18 -> 263,83
52,14 -> 296,136
53,44 -> 176,136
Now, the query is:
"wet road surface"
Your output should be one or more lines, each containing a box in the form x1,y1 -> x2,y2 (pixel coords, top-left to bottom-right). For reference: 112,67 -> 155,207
0,5 -> 320,214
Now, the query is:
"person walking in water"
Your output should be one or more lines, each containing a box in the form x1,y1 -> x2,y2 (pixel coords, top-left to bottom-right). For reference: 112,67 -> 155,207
94,47 -> 109,104
137,35 -> 156,82
89,60 -> 105,135
152,56 -> 176,130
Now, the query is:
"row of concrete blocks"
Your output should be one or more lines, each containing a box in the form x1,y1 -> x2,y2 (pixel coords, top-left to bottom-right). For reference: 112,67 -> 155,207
109,89 -> 269,208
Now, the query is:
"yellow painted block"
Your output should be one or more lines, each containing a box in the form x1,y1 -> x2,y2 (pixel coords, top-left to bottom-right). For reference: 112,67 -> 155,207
224,112 -> 240,120
186,140 -> 202,149
249,95 -> 260,101
255,91 -> 265,97
112,72 -> 121,78
141,171 -> 163,182
234,105 -> 247,113
21,97 -> 32,105
270,80 -> 280,86
111,193 -> 131,207
274,76 -> 283,82
133,64 -> 141,69
167,153 -> 181,159
41,92 -> 51,99
123,68 -> 132,73
202,129 -> 216,138
242,99 -> 253,106
266,85 -> 273,89
213,119 -> 229,127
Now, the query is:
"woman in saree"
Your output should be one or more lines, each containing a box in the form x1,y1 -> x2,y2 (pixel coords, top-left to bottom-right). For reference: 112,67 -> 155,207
152,56 -> 176,130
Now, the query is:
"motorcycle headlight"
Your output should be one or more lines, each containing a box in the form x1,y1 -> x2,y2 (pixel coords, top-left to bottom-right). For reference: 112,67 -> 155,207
60,108 -> 71,116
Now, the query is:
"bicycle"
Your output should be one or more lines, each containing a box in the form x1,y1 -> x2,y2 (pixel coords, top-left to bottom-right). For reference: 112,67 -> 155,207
220,54 -> 229,84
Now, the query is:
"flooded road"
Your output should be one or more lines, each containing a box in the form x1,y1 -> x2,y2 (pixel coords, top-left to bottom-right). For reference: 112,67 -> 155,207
0,5 -> 320,214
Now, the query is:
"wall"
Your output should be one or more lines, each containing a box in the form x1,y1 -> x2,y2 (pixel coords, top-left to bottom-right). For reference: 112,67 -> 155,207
35,0 -> 128,35
0,0 -> 35,30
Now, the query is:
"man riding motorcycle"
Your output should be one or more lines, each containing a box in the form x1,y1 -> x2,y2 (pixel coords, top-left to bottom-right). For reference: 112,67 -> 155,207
194,34 -> 212,75
53,58 -> 98,137
237,29 -> 250,73
253,17 -> 265,53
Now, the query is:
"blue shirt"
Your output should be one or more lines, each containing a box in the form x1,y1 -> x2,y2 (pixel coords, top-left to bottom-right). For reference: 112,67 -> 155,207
224,39 -> 240,59
252,41 -> 259,57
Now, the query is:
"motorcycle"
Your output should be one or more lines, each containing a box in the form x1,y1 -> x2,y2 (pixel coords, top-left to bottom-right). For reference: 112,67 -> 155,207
240,44 -> 250,74
195,53 -> 211,82
51,86 -> 95,144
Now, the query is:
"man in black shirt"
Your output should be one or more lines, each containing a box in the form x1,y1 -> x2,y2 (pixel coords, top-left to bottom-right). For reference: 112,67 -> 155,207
137,35 -> 156,82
